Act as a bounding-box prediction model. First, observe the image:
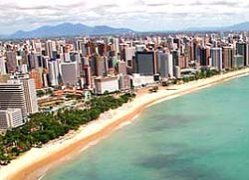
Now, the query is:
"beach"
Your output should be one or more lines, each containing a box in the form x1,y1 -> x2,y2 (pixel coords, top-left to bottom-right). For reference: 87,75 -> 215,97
1,68 -> 249,180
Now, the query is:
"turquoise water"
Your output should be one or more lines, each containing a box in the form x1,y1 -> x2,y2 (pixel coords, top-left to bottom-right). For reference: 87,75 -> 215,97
44,76 -> 249,180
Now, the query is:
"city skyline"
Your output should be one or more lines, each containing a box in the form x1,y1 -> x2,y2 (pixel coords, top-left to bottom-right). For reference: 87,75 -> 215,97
1,0 -> 249,34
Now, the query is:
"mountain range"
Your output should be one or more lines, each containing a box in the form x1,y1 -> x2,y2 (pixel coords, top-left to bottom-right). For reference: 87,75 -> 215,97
4,23 -> 134,39
3,22 -> 249,39
185,22 -> 249,32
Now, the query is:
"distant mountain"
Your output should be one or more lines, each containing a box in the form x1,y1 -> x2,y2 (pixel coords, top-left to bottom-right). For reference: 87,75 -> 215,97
7,23 -> 134,39
3,22 -> 249,39
226,22 -> 249,31
185,22 -> 249,32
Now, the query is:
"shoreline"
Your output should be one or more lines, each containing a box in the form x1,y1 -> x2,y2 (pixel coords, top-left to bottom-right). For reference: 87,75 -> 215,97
2,69 -> 249,180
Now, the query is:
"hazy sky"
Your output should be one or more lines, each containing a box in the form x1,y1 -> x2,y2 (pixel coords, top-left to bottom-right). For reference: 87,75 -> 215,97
1,0 -> 249,34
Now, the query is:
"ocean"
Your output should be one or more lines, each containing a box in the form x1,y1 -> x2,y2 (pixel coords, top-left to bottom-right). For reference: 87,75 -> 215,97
44,76 -> 249,180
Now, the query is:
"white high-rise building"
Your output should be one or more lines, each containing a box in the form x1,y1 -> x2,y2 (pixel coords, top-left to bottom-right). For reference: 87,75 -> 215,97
48,59 -> 60,86
0,57 -> 6,75
158,52 -> 173,79
45,40 -> 53,59
35,42 -> 42,53
7,78 -> 39,115
21,79 -> 39,114
0,83 -> 27,118
125,47 -> 135,67
0,108 -> 23,130
63,52 -> 70,62
45,40 -> 56,59
211,47 -> 223,71
114,38 -> 120,54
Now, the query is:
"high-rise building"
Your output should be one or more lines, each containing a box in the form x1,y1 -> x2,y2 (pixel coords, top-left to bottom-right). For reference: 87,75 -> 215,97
0,108 -> 23,130
28,52 -> 39,70
199,46 -> 210,66
172,50 -> 180,66
94,56 -> 108,77
0,83 -> 27,118
30,69 -> 43,89
233,55 -> 244,69
48,59 -> 60,86
42,72 -> 49,88
45,40 -> 54,59
157,52 -> 173,79
179,55 -> 189,69
74,40 -> 84,52
135,52 -> 155,75
119,74 -> 130,90
114,38 -> 120,55
20,78 -> 39,114
211,48 -> 223,71
7,77 -> 38,115
117,60 -> 127,75
60,62 -> 79,86
84,65 -> 92,89
6,51 -> 17,73
236,42 -> 249,66
0,57 -> 6,75
187,40 -> 195,61
97,42 -> 107,56
125,47 -> 135,65
222,46 -> 234,70
83,57 -> 92,88
174,66 -> 181,79
34,41 -> 42,53
63,52 -> 71,62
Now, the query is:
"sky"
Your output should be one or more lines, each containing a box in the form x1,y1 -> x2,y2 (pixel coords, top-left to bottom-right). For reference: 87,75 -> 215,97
1,0 -> 249,34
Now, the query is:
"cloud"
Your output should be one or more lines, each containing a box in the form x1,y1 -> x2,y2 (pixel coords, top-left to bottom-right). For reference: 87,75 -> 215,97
0,0 -> 249,34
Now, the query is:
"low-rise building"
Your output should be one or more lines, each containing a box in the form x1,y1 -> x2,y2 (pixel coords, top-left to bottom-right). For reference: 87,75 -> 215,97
131,74 -> 155,88
0,108 -> 23,130
94,76 -> 119,94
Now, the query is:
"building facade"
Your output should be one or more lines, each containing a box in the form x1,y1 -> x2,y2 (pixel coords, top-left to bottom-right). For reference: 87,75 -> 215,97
0,108 -> 23,130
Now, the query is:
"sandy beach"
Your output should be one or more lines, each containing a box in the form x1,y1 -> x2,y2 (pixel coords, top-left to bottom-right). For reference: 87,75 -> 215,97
1,68 -> 249,180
